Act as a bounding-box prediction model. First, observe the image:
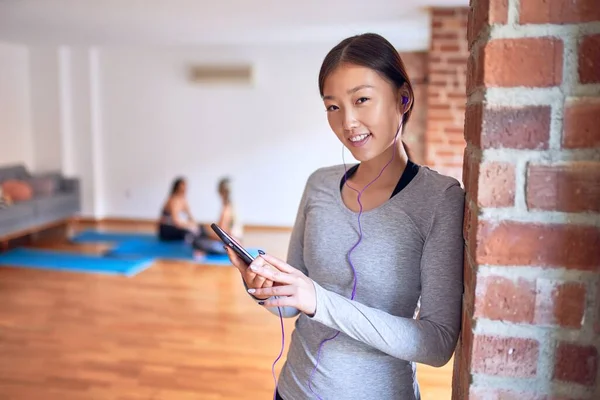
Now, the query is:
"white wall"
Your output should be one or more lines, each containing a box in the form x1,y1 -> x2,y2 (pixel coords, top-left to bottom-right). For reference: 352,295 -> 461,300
98,44 -> 349,226
16,43 -> 356,226
60,47 -> 103,217
29,47 -> 62,172
27,46 -> 106,216
0,42 -> 33,168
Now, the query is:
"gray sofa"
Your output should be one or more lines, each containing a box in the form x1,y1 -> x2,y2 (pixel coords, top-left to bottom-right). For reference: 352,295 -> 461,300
0,164 -> 81,239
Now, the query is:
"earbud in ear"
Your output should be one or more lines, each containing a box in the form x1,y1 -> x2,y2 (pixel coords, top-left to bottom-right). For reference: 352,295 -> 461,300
402,96 -> 408,105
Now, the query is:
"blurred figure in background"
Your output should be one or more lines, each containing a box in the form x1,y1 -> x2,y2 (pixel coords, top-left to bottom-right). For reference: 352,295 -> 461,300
158,176 -> 199,241
159,176 -> 242,259
191,177 -> 243,259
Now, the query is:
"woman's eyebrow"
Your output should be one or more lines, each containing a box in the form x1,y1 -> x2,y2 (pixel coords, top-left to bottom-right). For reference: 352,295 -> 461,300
323,84 -> 375,100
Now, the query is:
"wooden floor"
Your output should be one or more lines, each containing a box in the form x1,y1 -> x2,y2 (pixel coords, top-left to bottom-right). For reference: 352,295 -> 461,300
0,223 -> 453,399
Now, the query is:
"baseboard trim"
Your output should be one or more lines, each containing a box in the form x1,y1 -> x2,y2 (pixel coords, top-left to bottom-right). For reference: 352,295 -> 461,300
75,217 -> 103,225
75,216 -> 155,224
74,216 -> 293,233
242,224 -> 293,233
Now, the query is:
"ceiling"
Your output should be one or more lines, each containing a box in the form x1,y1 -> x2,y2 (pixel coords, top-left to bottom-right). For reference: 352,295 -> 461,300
0,0 -> 468,50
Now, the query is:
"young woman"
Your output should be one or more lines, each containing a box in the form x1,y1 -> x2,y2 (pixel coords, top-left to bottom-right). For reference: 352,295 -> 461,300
226,33 -> 465,400
192,177 -> 243,257
158,177 -> 199,241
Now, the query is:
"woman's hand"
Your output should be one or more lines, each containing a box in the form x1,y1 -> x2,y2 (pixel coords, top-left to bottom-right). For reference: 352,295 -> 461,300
246,253 -> 317,316
224,246 -> 274,300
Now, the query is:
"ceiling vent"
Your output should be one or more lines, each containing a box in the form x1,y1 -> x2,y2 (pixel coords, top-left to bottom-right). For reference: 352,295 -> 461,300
188,64 -> 253,85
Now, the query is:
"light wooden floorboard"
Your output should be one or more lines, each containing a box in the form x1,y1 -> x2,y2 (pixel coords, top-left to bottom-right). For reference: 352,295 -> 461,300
0,224 -> 452,399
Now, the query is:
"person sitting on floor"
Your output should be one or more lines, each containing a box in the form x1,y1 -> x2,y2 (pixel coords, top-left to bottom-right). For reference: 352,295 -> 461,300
191,177 -> 243,259
158,177 -> 200,242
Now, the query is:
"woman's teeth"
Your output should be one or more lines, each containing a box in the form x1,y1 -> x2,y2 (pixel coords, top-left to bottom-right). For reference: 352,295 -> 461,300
350,134 -> 370,142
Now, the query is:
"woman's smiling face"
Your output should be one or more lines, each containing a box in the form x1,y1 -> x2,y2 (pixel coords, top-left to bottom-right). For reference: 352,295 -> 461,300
322,63 -> 402,162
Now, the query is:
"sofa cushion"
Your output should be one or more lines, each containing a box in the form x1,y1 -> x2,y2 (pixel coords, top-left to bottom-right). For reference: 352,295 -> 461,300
28,176 -> 58,197
34,192 -> 78,212
0,165 -> 30,183
1,180 -> 33,202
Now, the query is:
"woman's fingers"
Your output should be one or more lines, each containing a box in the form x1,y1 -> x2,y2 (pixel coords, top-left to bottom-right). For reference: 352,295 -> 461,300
261,279 -> 274,288
249,261 -> 296,285
248,284 -> 296,298
249,273 -> 267,288
225,246 -> 278,289
236,255 -> 317,315
259,253 -> 297,274
260,295 -> 297,308
248,272 -> 274,289
224,246 -> 247,272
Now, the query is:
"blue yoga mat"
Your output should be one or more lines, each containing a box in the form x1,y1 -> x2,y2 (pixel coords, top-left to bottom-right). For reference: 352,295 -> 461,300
106,238 -> 194,259
72,230 -> 156,244
0,248 -> 154,276
71,230 -> 260,265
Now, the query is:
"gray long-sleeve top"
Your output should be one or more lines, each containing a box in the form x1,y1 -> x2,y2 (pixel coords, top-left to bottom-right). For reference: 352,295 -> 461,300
259,164 -> 465,400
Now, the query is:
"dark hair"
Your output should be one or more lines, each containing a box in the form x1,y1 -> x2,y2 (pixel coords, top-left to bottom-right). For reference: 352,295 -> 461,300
170,177 -> 185,195
318,33 -> 414,159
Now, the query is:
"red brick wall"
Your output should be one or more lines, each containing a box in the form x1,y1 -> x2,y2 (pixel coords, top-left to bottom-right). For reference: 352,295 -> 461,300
425,8 -> 469,182
454,0 -> 600,399
399,51 -> 428,165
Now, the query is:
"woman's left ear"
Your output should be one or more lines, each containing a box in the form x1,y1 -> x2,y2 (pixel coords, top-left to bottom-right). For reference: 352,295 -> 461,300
398,89 -> 411,113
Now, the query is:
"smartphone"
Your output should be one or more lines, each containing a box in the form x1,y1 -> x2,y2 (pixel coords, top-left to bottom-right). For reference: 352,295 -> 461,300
210,223 -> 255,265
